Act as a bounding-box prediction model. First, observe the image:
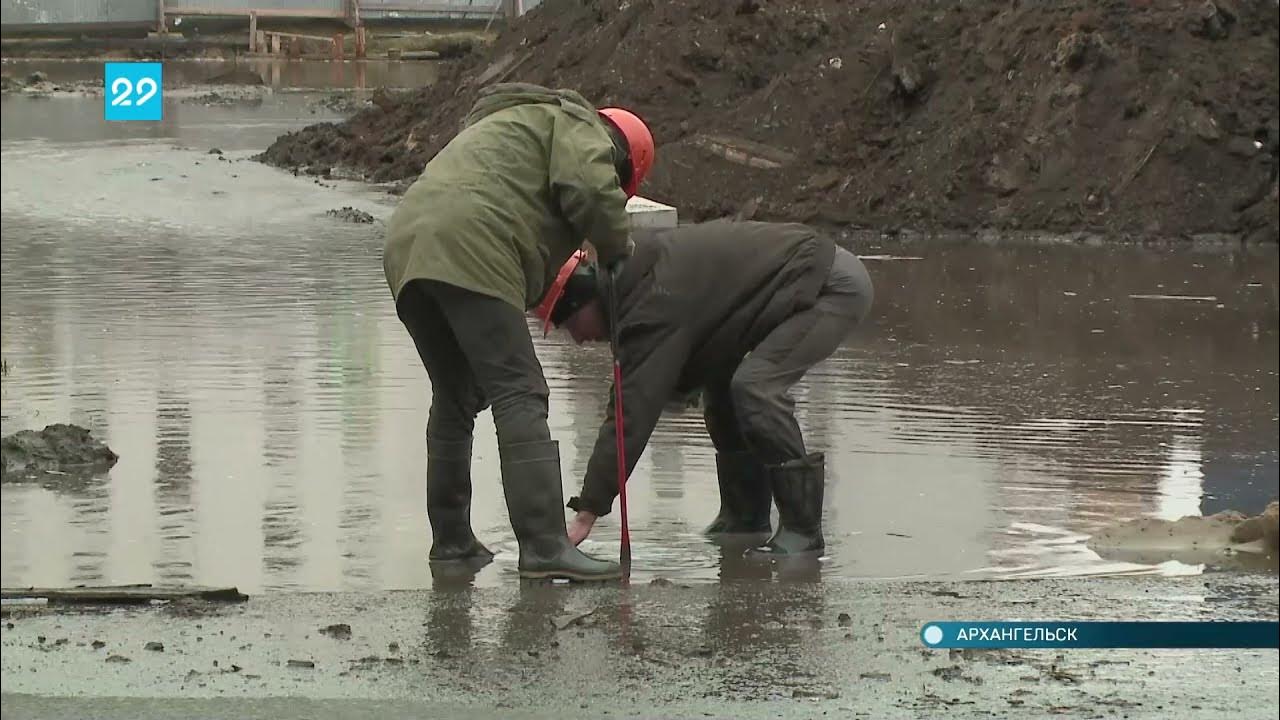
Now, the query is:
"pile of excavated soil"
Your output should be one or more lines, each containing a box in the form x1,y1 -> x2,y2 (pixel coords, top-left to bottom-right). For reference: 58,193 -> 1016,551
258,0 -> 1279,241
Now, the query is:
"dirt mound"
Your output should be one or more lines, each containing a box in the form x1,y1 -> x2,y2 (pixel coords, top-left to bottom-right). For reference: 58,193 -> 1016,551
258,0 -> 1279,240
1,424 -> 119,478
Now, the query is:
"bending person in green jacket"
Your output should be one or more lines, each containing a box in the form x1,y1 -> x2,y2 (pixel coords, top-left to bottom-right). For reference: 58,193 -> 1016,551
384,83 -> 655,581
536,221 -> 873,557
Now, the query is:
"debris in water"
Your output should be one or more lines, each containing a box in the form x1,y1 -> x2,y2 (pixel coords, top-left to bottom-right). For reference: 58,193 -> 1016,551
388,642 -> 400,653
145,641 -> 164,652
287,659 -> 316,669
837,612 -> 853,627
1128,294 -> 1219,302
91,640 -> 105,649
793,688 -> 840,699
555,610 -> 598,631
860,671 -> 892,681
320,623 -> 353,640
325,207 -> 376,224
105,654 -> 131,663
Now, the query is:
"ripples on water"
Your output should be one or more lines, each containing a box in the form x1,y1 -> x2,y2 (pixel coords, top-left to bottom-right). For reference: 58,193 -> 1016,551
1,104 -> 1277,593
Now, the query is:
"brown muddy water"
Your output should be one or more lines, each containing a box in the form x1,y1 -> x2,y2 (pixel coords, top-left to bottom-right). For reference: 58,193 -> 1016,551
1,92 -> 1277,594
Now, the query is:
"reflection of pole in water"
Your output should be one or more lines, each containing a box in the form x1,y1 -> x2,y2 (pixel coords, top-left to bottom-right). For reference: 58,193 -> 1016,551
1155,426 -> 1205,522
153,390 -> 195,586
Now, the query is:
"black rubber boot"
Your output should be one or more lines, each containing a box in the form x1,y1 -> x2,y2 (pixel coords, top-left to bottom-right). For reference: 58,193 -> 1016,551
499,440 -> 622,581
747,453 -> 826,557
427,437 -> 494,564
705,452 -> 772,535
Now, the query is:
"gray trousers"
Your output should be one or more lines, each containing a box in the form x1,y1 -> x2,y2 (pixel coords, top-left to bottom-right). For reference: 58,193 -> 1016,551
703,248 -> 874,465
396,279 -> 551,448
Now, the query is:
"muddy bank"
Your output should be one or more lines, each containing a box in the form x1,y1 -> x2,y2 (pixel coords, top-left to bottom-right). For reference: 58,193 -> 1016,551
1,424 -> 117,479
2,574 -> 1277,719
258,0 -> 1279,242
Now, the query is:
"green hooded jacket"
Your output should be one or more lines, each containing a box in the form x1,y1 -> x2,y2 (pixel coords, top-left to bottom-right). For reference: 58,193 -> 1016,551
383,83 -> 633,311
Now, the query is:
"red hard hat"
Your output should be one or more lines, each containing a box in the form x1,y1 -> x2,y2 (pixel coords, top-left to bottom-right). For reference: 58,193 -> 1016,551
599,107 -> 654,198
532,250 -> 588,336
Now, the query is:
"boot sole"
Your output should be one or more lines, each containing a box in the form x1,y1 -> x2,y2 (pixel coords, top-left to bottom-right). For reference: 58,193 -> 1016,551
519,569 -> 624,582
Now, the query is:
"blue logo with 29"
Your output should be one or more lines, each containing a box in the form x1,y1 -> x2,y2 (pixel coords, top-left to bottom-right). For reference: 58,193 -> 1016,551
104,62 -> 163,122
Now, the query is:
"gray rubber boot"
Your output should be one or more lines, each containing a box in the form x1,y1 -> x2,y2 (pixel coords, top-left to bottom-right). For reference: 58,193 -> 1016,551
499,440 -> 622,581
705,452 -> 772,535
747,453 -> 826,557
427,437 -> 494,564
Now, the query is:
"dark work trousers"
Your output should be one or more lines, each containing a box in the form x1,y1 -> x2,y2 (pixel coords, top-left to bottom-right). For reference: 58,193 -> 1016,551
396,279 -> 551,448
703,248 -> 874,465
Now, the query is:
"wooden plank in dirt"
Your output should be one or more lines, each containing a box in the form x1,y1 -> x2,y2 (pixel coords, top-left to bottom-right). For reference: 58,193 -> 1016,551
1,584 -> 248,604
691,134 -> 797,169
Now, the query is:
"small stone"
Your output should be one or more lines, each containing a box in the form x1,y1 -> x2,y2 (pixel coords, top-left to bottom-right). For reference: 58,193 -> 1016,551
37,636 -> 46,644
1225,136 -> 1260,158
145,641 -> 164,652
287,659 -> 315,669
54,638 -> 68,646
5,623 -> 14,630
208,148 -> 223,155
91,640 -> 106,650
793,688 -> 841,699
320,623 -> 352,640
388,642 -> 400,653
106,654 -> 131,663
837,612 -> 853,627
650,577 -> 673,587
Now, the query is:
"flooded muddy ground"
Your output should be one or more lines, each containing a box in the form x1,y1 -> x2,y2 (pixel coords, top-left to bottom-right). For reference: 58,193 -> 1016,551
2,59 -> 1278,719
2,90 -> 1276,595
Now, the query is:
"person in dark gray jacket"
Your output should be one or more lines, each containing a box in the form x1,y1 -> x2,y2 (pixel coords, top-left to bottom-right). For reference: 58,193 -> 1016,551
537,220 -> 874,556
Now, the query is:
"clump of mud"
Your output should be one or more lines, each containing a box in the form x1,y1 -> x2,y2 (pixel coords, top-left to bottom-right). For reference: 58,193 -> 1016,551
0,71 -> 99,97
1,424 -> 119,479
205,67 -> 265,86
308,93 -> 370,116
1088,502 -> 1279,570
325,206 -> 376,224
183,89 -> 266,108
257,0 -> 1279,241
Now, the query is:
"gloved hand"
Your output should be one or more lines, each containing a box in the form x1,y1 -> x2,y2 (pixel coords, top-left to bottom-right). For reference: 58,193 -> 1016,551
603,236 -> 633,278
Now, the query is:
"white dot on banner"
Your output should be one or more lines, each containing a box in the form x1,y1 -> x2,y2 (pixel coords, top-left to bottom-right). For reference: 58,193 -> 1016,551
923,625 -> 944,645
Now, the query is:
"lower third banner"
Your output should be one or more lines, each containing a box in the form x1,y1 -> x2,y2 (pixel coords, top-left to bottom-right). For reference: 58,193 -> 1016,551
920,622 -> 1279,649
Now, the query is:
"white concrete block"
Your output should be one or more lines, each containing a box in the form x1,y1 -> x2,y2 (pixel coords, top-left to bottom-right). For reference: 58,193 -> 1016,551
626,195 -> 678,229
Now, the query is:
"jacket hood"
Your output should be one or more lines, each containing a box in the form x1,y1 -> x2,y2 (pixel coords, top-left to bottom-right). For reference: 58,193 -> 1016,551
463,82 -> 601,128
